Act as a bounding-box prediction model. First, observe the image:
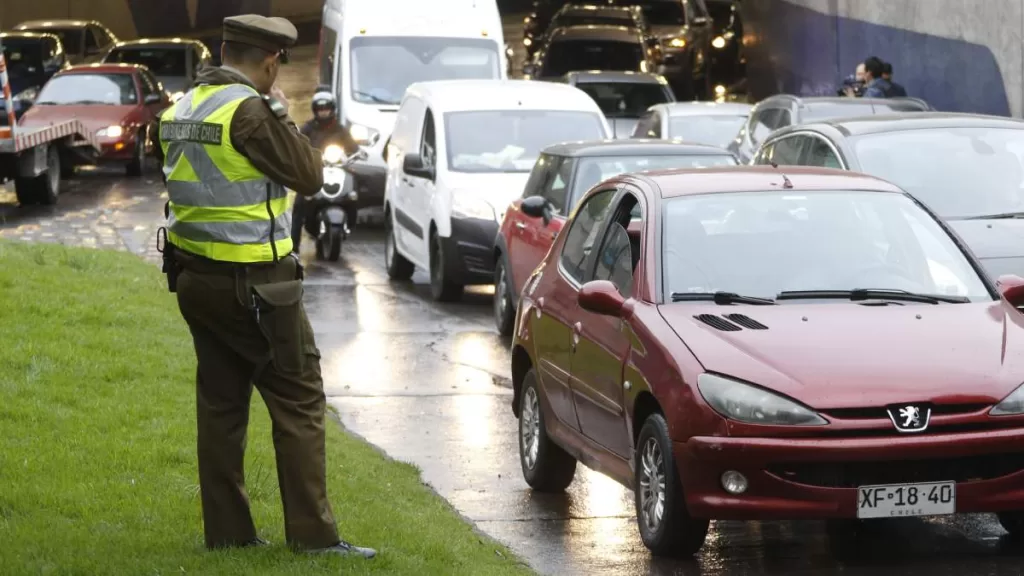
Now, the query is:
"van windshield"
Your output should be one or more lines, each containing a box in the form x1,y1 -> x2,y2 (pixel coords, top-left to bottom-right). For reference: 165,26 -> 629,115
350,36 -> 500,106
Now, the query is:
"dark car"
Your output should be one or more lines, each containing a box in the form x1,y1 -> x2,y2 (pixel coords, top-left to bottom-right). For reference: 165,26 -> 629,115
492,139 -> 736,334
524,25 -> 659,81
522,0 -> 573,58
21,63 -> 170,176
13,20 -> 119,65
102,38 -> 213,102
526,4 -> 656,61
727,94 -> 932,163
0,32 -> 69,121
705,0 -> 744,91
632,0 -> 714,100
751,112 -> 1024,279
560,71 -> 676,138
509,164 -> 1024,556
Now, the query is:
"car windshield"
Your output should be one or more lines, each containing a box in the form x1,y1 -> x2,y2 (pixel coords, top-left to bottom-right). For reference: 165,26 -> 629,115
3,39 -> 45,72
707,1 -> 736,29
634,1 -> 685,24
668,114 -> 747,148
802,101 -> 926,121
572,153 -> 736,201
662,190 -> 991,302
576,81 -> 671,117
106,47 -> 187,76
24,28 -> 81,52
350,37 -> 500,105
445,110 -> 606,173
545,40 -> 644,76
850,127 -> 1024,219
35,73 -> 137,105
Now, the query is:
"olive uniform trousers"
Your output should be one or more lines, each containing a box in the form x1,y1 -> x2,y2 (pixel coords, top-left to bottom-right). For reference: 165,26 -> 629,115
173,250 -> 339,550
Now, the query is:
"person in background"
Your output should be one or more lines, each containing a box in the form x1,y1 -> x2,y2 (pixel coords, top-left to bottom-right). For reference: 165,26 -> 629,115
862,56 -> 894,98
882,62 -> 908,97
841,62 -> 866,97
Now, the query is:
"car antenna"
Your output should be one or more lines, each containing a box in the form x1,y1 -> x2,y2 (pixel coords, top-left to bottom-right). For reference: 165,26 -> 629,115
769,161 -> 794,188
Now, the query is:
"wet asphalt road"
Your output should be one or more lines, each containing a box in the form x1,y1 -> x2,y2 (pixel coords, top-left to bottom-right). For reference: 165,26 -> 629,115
3,30 -> 1024,576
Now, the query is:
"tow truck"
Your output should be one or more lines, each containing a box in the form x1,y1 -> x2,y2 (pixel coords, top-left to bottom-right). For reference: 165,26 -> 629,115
0,37 -> 99,206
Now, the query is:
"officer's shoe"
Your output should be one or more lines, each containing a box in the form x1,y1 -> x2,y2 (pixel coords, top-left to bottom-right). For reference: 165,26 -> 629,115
310,540 -> 376,558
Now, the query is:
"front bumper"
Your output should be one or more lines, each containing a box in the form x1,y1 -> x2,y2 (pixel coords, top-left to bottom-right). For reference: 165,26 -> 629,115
346,162 -> 386,209
677,426 -> 1024,520
443,216 -> 500,285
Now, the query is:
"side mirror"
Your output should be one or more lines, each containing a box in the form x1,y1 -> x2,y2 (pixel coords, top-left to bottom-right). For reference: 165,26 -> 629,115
578,280 -> 625,317
521,195 -> 551,224
366,132 -> 381,147
144,93 -> 161,104
998,275 -> 1024,307
402,152 -> 434,180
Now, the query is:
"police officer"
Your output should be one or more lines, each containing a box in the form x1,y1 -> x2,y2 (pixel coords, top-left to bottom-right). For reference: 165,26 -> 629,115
291,91 -> 359,251
155,14 -> 375,558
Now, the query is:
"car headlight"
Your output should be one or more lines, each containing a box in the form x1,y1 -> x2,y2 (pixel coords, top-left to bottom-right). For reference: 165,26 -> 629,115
667,38 -> 686,48
348,123 -> 379,144
13,87 -> 38,102
451,191 -> 495,221
991,382 -> 1024,415
170,91 -> 185,102
97,125 -> 124,138
322,144 -> 344,165
712,36 -> 727,49
697,373 -> 827,426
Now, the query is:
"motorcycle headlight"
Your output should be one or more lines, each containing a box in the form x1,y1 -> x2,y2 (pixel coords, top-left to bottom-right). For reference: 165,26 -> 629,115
323,144 -> 344,165
451,191 -> 495,221
991,382 -> 1024,416
348,123 -> 379,145
96,125 -> 124,138
697,373 -> 827,426
13,87 -> 38,102
712,36 -> 727,49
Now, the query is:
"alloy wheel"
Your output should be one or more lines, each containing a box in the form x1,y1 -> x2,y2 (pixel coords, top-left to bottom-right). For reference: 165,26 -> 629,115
639,437 -> 666,532
495,265 -> 509,321
521,387 -> 541,470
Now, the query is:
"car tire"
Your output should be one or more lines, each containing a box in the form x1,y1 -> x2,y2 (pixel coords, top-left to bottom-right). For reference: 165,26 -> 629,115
429,230 -> 463,302
494,257 -> 515,337
999,512 -> 1024,539
15,145 -> 60,206
518,368 -> 577,492
384,211 -> 415,281
635,413 -> 709,557
126,132 -> 145,177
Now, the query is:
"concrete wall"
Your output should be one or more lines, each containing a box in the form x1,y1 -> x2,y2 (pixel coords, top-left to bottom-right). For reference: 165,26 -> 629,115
743,0 -> 1022,117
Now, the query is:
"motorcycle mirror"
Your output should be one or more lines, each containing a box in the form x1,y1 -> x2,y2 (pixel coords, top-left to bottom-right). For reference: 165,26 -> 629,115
353,149 -> 369,161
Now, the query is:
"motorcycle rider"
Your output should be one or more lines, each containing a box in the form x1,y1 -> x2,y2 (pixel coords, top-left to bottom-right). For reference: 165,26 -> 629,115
292,90 -> 360,252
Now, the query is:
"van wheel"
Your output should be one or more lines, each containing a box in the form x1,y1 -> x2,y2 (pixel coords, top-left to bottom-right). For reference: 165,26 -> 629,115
635,413 -> 709,557
519,368 -> 577,492
494,258 -> 515,336
15,145 -> 60,206
429,230 -> 463,302
384,212 -> 414,281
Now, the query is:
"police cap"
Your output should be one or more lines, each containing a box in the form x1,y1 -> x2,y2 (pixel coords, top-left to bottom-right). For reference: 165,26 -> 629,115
223,14 -> 298,56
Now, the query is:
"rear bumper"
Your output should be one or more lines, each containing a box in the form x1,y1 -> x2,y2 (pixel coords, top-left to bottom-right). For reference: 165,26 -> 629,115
443,216 -> 499,285
676,427 -> 1024,520
347,163 -> 386,209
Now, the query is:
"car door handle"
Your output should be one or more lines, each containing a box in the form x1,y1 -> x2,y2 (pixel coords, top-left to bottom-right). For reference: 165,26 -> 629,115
402,177 -> 412,185
515,221 -> 526,230
571,321 -> 581,350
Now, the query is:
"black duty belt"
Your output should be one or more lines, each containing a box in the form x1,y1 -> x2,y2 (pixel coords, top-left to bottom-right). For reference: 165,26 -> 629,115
173,248 -> 302,280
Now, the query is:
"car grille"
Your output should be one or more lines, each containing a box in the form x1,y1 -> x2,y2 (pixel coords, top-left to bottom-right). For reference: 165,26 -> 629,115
767,452 -> 1024,488
821,403 -> 989,420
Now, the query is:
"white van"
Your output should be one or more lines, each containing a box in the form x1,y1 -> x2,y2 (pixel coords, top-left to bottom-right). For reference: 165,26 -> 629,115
382,79 -> 611,302
317,0 -> 508,209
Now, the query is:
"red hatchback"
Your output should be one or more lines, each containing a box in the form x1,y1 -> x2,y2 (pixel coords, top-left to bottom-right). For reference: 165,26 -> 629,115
20,63 -> 169,176
510,165 -> 1024,555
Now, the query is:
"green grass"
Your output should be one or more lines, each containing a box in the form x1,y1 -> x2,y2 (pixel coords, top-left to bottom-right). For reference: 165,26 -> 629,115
0,241 -> 533,575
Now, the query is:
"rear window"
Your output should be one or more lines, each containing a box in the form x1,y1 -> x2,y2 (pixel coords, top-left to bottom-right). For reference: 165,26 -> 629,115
545,40 -> 643,76
24,27 -> 82,52
3,39 -> 45,70
634,1 -> 686,25
576,81 -> 672,117
106,47 -> 187,76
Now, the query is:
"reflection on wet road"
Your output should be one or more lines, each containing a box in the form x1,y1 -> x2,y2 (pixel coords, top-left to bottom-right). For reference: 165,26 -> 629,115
3,33 -> 1024,576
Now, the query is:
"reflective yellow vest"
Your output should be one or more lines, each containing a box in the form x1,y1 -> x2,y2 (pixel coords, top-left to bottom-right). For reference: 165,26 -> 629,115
159,84 -> 292,262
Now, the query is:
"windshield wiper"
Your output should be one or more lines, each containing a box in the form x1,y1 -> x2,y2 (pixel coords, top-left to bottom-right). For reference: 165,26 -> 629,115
353,91 -> 396,105
671,291 -> 777,305
962,211 -> 1024,220
776,289 -> 969,304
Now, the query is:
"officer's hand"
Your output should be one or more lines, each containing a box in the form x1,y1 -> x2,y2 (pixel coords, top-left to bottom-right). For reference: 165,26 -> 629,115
270,85 -> 290,116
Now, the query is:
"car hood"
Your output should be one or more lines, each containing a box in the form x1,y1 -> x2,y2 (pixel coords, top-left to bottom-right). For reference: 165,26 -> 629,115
948,219 -> 1024,277
20,104 -> 136,132
344,102 -> 399,137
444,171 -> 531,216
658,301 -> 1024,409
609,117 -> 638,139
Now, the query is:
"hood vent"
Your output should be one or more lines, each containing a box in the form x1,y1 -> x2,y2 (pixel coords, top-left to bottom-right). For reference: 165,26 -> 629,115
693,313 -> 769,332
724,314 -> 769,330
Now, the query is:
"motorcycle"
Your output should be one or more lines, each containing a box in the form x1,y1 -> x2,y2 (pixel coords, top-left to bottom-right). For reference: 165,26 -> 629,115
305,133 -> 379,261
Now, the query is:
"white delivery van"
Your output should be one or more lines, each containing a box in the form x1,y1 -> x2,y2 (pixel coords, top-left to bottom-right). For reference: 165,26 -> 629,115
317,0 -> 508,209
382,79 -> 611,302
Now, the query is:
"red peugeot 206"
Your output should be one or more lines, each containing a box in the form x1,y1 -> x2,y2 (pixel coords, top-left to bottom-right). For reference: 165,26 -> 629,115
20,63 -> 168,176
510,165 -> 1024,555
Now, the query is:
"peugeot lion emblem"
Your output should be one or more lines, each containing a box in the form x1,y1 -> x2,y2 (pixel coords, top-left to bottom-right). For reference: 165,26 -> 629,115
886,404 -> 930,433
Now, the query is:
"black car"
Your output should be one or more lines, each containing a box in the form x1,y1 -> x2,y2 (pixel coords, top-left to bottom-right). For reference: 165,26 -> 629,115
560,71 -> 676,138
526,4 -> 656,61
750,112 -> 1024,278
524,25 -> 660,81
727,94 -> 932,163
631,0 -> 714,100
13,20 -> 119,65
705,0 -> 744,91
0,32 -> 68,121
103,38 -> 213,102
522,0 -> 572,58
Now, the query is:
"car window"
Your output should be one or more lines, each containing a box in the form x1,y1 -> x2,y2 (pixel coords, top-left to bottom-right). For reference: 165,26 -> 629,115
540,157 -> 574,215
561,189 -> 618,283
593,193 -> 642,297
319,26 -> 337,87
84,28 -> 99,52
764,135 -> 806,165
544,40 -> 644,76
775,109 -> 794,130
804,137 -> 843,169
523,153 -> 557,199
421,107 -> 436,167
95,26 -> 112,48
576,81 -> 672,118
668,114 -> 748,148
749,108 -> 780,146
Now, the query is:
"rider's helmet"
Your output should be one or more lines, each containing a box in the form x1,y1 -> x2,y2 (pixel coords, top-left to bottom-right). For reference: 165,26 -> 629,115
311,90 -> 337,124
